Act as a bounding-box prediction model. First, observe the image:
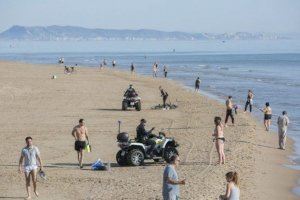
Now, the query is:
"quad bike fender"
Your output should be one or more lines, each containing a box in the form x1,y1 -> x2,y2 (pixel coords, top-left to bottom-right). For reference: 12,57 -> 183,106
128,143 -> 146,154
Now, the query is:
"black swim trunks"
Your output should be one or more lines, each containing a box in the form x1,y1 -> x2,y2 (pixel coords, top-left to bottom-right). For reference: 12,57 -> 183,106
75,141 -> 86,151
264,114 -> 272,120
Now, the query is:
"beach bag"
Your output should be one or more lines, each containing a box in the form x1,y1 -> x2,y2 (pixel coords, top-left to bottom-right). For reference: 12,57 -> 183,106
91,159 -> 108,171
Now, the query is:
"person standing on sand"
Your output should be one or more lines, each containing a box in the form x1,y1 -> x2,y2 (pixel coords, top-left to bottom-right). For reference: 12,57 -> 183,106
130,63 -> 135,74
18,137 -> 43,200
225,96 -> 235,127
159,86 -> 169,108
219,172 -> 240,200
112,60 -> 116,67
72,119 -> 89,169
163,65 -> 168,78
213,117 -> 225,165
277,111 -> 290,150
263,102 -> 272,131
162,155 -> 185,200
195,77 -> 201,92
244,89 -> 254,113
153,62 -> 158,77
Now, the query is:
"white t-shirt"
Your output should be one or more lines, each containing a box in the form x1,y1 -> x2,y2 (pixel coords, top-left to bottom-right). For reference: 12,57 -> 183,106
21,146 -> 40,167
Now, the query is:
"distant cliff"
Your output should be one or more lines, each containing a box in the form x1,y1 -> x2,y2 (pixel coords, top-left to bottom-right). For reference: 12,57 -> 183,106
0,25 -> 286,41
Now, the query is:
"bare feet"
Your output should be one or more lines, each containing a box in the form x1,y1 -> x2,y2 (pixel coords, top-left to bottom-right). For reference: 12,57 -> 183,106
34,191 -> 39,197
25,196 -> 31,200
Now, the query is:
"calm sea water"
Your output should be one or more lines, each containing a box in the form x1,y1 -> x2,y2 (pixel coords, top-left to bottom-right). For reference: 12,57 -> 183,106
0,40 -> 300,195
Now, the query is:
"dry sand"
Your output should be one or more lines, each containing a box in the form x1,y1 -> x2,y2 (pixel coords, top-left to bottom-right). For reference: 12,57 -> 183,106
0,61 -> 298,200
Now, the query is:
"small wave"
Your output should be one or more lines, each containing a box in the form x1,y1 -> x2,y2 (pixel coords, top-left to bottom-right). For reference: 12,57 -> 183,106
219,67 -> 229,70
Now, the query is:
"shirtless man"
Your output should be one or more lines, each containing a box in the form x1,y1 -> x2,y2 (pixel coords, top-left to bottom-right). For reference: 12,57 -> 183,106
72,119 -> 89,169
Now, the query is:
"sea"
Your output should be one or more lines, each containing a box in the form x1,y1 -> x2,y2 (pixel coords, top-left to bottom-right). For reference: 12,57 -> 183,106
0,40 -> 300,195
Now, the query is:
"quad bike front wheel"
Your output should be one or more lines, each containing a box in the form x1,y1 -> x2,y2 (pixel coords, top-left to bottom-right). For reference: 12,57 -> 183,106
122,101 -> 128,111
135,101 -> 141,111
127,149 -> 144,166
164,147 -> 179,163
116,150 -> 127,166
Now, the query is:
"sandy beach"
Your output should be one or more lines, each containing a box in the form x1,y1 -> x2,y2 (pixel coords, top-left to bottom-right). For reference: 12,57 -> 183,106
0,61 -> 298,200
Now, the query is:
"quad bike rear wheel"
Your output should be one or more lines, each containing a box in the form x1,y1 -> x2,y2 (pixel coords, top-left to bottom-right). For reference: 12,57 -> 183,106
116,150 -> 127,166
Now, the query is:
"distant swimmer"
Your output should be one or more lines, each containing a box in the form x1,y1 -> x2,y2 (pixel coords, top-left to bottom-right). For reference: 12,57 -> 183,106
163,65 -> 168,78
244,90 -> 254,113
262,102 -> 272,131
225,96 -> 235,127
213,117 -> 225,165
18,137 -> 43,200
194,77 -> 201,92
219,172 -> 240,200
277,111 -> 290,150
71,119 -> 90,169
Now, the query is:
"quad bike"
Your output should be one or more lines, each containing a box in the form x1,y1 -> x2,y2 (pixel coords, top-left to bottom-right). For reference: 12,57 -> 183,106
122,91 -> 141,111
115,121 -> 179,166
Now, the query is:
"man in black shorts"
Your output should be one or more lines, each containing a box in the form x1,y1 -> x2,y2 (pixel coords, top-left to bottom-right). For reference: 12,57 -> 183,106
72,119 -> 89,169
195,77 -> 201,92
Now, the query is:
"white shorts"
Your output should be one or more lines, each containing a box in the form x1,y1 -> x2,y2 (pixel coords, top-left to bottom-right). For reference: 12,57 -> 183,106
24,165 -> 38,175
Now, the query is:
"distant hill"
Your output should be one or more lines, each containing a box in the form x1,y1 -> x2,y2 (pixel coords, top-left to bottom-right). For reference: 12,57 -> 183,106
0,25 -> 287,41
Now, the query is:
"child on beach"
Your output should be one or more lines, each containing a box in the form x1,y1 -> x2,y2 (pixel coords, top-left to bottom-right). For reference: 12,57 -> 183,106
263,102 -> 272,131
219,172 -> 240,200
213,117 -> 225,165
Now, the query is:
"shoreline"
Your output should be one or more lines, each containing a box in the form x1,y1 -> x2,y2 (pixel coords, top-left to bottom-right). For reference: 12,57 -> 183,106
0,60 -> 298,199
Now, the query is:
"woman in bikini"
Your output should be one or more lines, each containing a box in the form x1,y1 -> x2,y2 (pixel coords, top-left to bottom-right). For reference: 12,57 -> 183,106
213,116 -> 225,165
263,102 -> 272,131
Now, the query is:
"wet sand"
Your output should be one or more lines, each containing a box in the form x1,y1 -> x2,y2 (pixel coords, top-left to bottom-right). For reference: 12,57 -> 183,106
0,61 -> 298,200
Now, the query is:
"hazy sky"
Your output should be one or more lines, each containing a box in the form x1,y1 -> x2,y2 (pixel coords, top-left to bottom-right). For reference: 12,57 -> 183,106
0,0 -> 300,33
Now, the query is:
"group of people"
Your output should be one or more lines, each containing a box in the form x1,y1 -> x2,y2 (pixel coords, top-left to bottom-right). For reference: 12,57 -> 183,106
18,64 -> 291,200
64,64 -> 77,74
152,62 -> 168,78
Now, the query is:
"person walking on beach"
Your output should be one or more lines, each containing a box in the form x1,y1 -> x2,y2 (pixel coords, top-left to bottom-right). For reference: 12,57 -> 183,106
225,96 -> 235,127
163,65 -> 168,78
153,62 -> 158,77
262,102 -> 272,131
18,137 -> 43,200
162,155 -> 185,200
72,119 -> 89,169
195,77 -> 201,92
219,172 -> 240,200
213,116 -> 225,165
159,86 -> 169,108
277,111 -> 290,150
244,90 -> 254,113
130,63 -> 135,75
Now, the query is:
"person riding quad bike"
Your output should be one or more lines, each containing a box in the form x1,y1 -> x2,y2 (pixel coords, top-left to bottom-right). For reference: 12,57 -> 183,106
124,84 -> 137,98
136,119 -> 156,157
